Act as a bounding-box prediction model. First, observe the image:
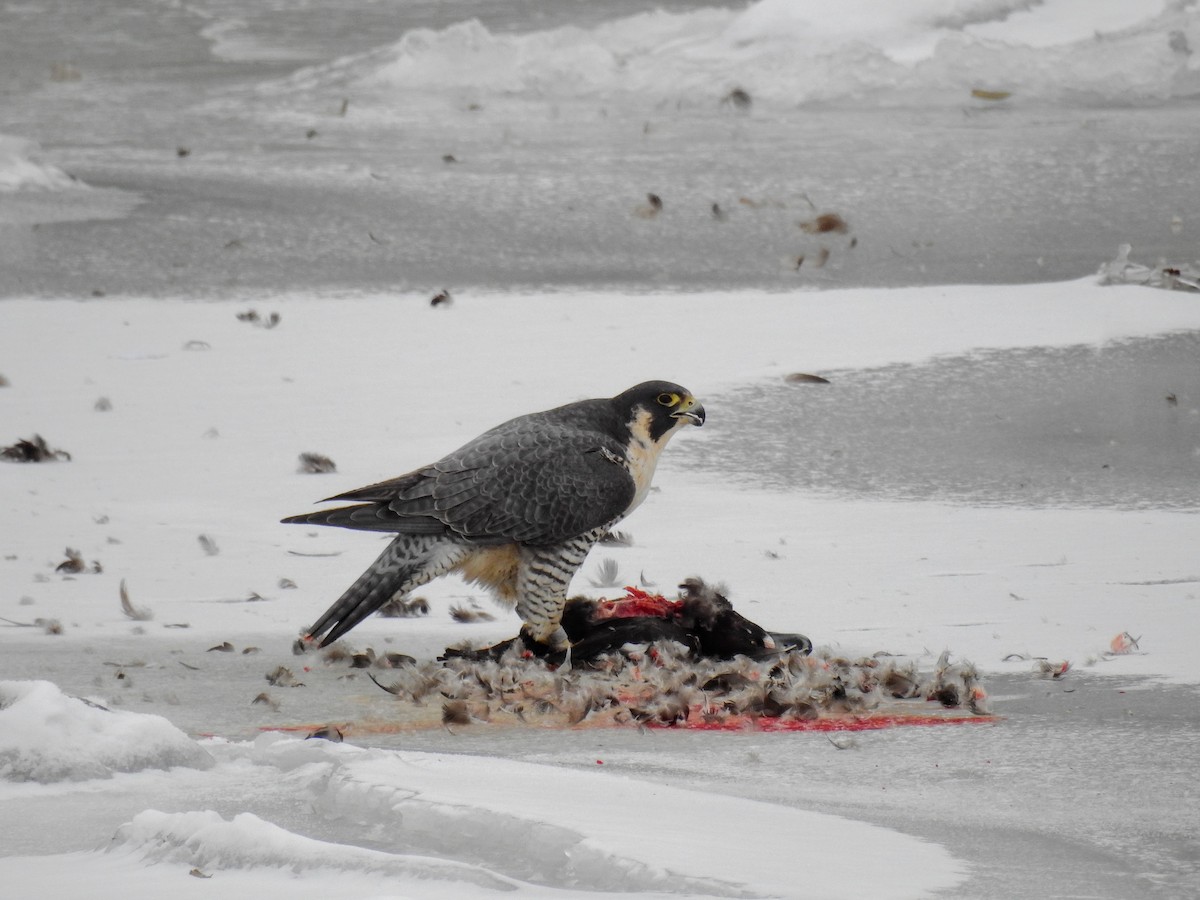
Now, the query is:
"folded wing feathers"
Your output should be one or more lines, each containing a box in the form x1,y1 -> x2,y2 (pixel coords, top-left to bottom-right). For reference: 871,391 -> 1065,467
289,413 -> 636,544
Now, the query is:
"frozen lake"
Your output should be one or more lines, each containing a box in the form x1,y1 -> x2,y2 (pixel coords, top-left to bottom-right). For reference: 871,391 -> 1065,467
3,0 -> 1199,294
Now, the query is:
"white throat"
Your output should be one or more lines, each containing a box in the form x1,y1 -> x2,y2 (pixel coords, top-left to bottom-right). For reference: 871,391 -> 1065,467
623,408 -> 685,514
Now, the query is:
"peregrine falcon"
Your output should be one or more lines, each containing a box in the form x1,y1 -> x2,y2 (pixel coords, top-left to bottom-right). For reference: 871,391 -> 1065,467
283,381 -> 704,653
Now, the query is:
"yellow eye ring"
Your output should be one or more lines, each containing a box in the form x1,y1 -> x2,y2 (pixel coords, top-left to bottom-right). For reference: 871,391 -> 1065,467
657,392 -> 679,407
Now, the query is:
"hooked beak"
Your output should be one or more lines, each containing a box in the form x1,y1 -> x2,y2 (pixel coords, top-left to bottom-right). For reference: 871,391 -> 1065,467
671,396 -> 705,426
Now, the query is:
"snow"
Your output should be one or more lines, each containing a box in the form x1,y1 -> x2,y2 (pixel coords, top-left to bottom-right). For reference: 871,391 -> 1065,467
2,278 -> 1199,896
0,680 -> 213,782
0,135 -> 140,227
278,0 -> 1200,108
0,684 -> 963,898
0,134 -> 80,192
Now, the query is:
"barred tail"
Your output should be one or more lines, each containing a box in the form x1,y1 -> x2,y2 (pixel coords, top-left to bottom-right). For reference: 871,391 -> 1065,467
305,535 -> 467,646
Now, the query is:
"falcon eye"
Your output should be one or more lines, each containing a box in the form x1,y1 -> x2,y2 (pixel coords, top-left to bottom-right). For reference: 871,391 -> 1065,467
657,392 -> 679,407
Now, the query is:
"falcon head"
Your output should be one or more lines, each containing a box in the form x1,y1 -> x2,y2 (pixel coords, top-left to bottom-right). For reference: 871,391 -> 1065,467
616,381 -> 705,443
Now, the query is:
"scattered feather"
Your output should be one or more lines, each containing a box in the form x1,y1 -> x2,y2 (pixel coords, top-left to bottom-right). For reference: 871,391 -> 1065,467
1108,632 -> 1141,655
1033,659 -> 1071,678
442,700 -> 472,726
784,372 -> 831,385
598,529 -> 633,547
197,534 -> 219,556
2,434 -> 71,462
634,193 -> 663,218
430,289 -> 452,308
450,601 -> 495,623
236,309 -> 281,329
56,548 -> 101,574
306,725 -> 344,742
266,665 -> 304,687
355,580 -> 987,730
119,579 -> 153,621
1098,244 -> 1200,292
367,671 -> 405,696
799,212 -> 850,235
207,642 -> 234,653
377,652 -> 417,669
297,452 -> 336,474
720,87 -> 752,110
377,596 -> 429,618
588,558 -> 622,588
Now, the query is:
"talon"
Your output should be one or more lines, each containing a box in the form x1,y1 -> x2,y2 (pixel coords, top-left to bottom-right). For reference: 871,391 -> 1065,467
518,626 -> 571,668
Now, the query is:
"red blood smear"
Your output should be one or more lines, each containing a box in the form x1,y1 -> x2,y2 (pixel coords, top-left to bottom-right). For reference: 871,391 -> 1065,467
655,714 -> 999,732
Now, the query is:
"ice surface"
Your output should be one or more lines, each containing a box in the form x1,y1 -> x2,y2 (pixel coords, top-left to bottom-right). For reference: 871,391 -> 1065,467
2,283 -> 1200,897
2,1 -> 1198,294
693,331 -> 1200,509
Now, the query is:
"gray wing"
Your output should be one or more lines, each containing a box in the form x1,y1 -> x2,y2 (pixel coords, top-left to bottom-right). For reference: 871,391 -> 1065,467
282,421 -> 635,546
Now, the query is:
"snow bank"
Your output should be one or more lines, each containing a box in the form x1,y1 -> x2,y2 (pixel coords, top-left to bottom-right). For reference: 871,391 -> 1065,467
0,134 -> 80,192
0,681 -> 212,782
0,727 -> 969,898
186,733 -> 964,898
279,0 -> 1200,107
110,808 -> 522,891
